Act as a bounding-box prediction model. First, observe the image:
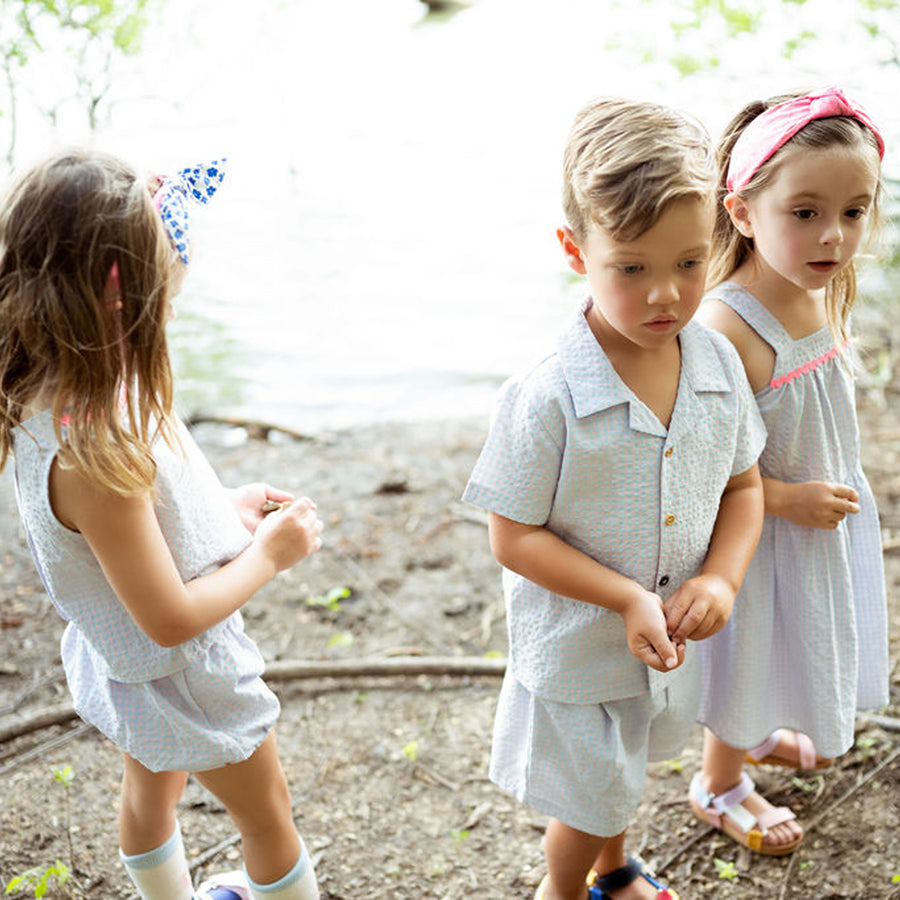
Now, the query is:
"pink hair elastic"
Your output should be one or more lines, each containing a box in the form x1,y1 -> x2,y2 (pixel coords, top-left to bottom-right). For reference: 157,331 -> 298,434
726,87 -> 885,194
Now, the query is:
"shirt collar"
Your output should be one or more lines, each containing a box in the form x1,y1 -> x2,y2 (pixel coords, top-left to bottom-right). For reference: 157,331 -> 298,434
557,298 -> 733,422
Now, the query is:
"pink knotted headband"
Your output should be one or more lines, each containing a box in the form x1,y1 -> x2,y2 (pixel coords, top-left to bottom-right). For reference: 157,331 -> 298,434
726,87 -> 885,194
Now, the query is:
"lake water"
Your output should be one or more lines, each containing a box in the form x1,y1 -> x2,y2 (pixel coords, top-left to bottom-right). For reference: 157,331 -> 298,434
6,0 -> 898,432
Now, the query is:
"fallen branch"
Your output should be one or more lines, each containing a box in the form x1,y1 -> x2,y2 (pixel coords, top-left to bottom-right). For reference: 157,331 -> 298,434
0,703 -> 77,743
857,712 -> 900,733
185,413 -> 311,442
265,655 -> 506,681
0,656 -> 507,744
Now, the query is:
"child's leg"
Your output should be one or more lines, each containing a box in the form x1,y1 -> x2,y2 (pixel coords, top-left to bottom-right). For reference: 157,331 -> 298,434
118,754 -> 191,899
701,728 -> 803,848
589,830 -> 627,879
194,731 -> 318,899
544,817 -> 607,900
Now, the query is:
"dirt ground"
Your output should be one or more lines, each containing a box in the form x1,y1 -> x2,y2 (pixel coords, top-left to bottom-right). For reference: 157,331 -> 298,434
1,319 -> 900,899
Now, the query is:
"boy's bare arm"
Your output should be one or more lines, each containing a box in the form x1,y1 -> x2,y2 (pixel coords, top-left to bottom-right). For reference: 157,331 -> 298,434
663,462 -> 764,642
488,513 -> 683,672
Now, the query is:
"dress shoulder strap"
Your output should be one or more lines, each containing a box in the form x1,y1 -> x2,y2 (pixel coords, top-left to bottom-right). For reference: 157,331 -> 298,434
705,281 -> 791,352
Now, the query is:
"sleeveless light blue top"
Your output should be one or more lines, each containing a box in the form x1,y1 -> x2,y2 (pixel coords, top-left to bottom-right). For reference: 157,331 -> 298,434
12,410 -> 252,683
698,283 -> 889,756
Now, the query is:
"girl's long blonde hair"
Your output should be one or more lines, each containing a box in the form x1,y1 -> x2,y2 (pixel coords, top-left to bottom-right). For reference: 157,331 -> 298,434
708,93 -> 884,341
0,149 -> 178,495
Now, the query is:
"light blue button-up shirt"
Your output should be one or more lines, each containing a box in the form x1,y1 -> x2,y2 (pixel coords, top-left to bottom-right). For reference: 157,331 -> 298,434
463,299 -> 766,703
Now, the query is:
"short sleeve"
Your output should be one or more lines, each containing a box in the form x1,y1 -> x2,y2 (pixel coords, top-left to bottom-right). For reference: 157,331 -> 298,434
462,375 -> 565,526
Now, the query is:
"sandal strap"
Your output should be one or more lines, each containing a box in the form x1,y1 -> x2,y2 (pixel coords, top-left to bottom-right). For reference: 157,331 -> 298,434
795,731 -> 817,770
588,859 -> 678,900
756,804 -> 797,830
748,729 -> 819,769
690,771 -> 759,834
747,731 -> 780,762
690,771 -> 755,813
590,858 -> 642,892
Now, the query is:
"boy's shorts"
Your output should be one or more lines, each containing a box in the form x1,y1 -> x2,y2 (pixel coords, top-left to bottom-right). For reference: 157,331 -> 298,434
489,666 -> 700,836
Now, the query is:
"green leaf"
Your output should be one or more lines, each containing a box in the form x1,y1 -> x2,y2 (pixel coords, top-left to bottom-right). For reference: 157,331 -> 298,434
713,857 -> 739,881
52,764 -> 74,787
306,585 -> 351,612
670,53 -> 707,76
326,631 -> 354,649
402,739 -> 419,761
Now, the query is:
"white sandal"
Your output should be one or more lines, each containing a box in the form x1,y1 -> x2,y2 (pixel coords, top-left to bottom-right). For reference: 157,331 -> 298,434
689,771 -> 802,856
746,729 -> 833,771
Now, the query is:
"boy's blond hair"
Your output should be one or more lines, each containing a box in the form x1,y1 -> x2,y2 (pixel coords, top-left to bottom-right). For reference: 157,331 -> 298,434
562,97 -> 715,243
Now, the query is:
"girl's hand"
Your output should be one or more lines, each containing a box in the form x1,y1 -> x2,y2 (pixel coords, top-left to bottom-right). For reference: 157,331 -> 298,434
663,573 -> 735,643
621,588 -> 684,672
252,496 -> 323,571
229,483 -> 294,534
773,480 -> 860,529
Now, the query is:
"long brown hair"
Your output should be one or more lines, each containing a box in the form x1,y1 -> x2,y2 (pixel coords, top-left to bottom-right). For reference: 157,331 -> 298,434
0,149 -> 178,495
708,92 -> 884,341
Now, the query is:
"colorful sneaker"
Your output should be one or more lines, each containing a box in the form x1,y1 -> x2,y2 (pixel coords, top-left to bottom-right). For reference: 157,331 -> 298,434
195,869 -> 251,900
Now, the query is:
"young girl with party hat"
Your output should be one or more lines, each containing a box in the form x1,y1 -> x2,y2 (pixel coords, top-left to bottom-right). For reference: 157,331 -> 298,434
691,87 -> 890,856
0,150 -> 323,899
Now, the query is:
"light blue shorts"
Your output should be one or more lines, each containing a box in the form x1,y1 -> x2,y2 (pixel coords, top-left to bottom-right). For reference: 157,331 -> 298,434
63,616 -> 279,773
490,667 -> 699,836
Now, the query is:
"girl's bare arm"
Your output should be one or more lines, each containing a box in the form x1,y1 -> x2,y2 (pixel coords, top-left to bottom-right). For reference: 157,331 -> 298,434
49,460 -> 322,647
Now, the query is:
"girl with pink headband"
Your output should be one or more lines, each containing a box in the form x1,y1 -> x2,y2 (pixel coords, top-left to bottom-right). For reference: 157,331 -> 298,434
690,88 -> 890,857
0,149 -> 324,899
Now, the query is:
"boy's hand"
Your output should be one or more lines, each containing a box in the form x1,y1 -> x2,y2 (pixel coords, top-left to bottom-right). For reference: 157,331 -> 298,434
663,573 -> 735,643
621,588 -> 684,672
253,496 -> 323,571
777,481 -> 860,530
229,482 -> 294,534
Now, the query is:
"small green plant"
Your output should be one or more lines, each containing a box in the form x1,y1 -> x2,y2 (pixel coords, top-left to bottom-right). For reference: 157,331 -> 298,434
4,862 -> 70,898
402,740 -> 419,762
450,828 -> 470,843
662,758 -> 684,773
51,766 -> 74,788
326,631 -> 354,649
791,775 -> 820,793
893,873 -> 900,884
713,858 -> 739,882
306,586 -> 351,612
6,766 -> 76,896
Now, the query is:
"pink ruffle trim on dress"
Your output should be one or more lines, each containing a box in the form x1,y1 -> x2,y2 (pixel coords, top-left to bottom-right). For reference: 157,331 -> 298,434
770,341 -> 848,390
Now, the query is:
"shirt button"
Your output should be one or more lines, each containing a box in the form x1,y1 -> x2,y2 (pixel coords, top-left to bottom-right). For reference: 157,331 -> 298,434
659,575 -> 670,586
664,514 -> 676,526
664,447 -> 674,457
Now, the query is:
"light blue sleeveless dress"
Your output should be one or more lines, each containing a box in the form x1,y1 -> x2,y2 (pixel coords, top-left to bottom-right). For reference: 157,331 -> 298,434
12,410 -> 280,773
697,282 -> 889,757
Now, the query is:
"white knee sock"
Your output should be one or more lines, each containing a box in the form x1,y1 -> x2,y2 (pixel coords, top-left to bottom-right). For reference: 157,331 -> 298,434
119,822 -> 193,900
247,838 -> 319,899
